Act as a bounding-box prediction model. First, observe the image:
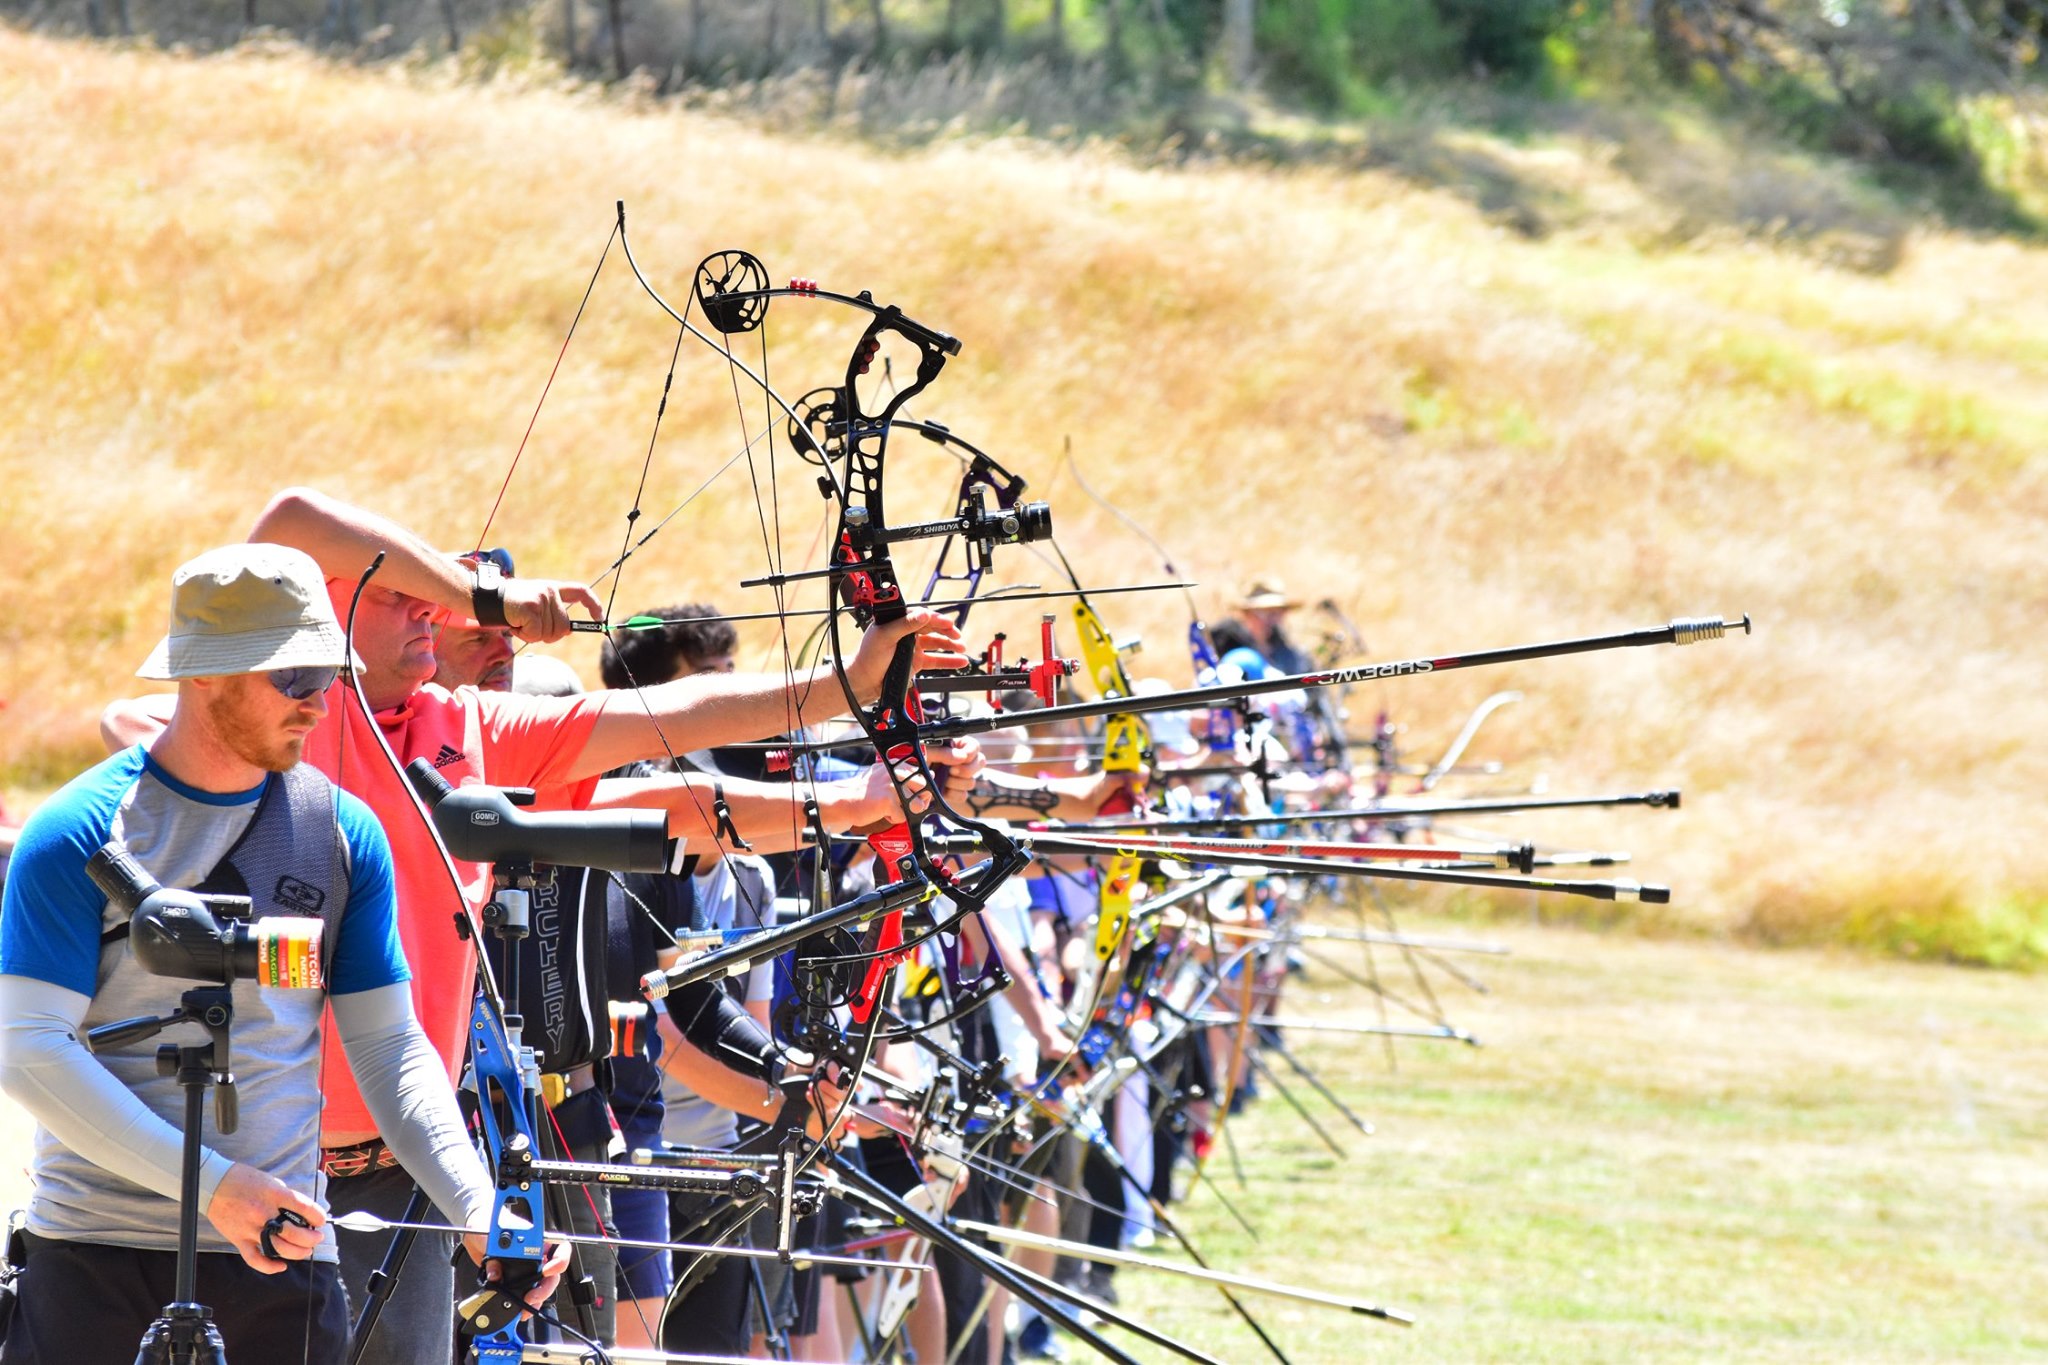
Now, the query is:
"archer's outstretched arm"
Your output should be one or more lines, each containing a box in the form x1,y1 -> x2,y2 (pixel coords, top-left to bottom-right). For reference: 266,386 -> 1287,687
567,611 -> 968,779
248,487 -> 972,777
586,756 -> 939,855
250,487 -> 599,639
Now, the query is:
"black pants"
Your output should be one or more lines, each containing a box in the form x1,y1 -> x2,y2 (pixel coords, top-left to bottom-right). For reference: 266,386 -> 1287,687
1,1230 -> 350,1364
935,1173 -> 999,1365
330,1161 -> 456,1365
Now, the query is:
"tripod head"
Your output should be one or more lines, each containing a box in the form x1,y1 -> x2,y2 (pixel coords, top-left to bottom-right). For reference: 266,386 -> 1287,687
86,985 -> 240,1134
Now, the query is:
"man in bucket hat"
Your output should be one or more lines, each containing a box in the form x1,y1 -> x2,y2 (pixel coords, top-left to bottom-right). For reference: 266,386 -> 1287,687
0,543 -> 560,1364
1233,576 -> 1316,676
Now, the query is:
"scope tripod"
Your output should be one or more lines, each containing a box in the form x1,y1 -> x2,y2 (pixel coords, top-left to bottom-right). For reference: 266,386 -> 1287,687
86,985 -> 239,1365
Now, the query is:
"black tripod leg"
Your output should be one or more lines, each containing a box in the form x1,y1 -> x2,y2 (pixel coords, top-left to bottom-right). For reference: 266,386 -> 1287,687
744,1246 -> 791,1361
944,1279 -> 1000,1365
1085,1132 -> 1293,1365
1262,1031 -> 1374,1135
347,1184 -> 428,1365
1133,1050 -> 1261,1240
844,1273 -> 883,1363
1219,1109 -> 1250,1188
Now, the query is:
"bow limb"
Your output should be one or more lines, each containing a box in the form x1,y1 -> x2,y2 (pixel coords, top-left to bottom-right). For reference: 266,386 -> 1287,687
795,285 -> 1033,936
610,213 -> 895,1179
646,224 -> 1041,1157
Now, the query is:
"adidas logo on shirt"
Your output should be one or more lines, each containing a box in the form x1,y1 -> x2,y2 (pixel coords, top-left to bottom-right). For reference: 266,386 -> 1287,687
430,744 -> 464,770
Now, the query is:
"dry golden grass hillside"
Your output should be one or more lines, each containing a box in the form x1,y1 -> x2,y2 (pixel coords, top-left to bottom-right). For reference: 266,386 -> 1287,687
3,28 -> 2044,959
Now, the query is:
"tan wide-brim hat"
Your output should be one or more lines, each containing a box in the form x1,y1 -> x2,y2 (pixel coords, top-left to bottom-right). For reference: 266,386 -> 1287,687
138,543 -> 353,681
1237,576 -> 1300,611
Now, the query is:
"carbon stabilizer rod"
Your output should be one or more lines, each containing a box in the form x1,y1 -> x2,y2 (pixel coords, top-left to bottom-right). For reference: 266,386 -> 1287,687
1059,787 -> 1682,833
641,877 -> 934,999
920,615 -> 1751,742
929,831 -> 1671,903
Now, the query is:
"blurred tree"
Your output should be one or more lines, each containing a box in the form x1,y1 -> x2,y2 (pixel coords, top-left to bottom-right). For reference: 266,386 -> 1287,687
1222,0 -> 1252,83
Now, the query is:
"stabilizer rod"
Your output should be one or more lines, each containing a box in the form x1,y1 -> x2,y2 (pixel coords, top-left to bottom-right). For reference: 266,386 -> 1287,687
1056,787 -> 1682,833
921,616 -> 1751,742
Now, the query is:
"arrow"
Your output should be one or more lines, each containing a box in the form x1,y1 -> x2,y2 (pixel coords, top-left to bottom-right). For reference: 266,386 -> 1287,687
326,1210 -> 922,1272
954,1221 -> 1414,1325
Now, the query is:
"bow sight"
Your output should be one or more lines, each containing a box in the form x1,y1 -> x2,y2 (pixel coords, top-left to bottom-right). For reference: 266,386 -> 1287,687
916,616 -> 1079,710
842,490 -> 1053,560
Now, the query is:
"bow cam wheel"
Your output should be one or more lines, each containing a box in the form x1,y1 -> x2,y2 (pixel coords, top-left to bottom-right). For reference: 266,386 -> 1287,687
695,250 -> 771,334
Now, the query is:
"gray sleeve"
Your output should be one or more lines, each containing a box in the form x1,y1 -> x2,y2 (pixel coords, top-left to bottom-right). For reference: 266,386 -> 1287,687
0,974 -> 236,1210
331,983 -> 495,1232
731,857 -> 776,1005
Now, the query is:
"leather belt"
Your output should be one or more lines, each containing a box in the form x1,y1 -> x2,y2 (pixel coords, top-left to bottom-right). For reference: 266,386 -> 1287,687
320,1138 -> 401,1180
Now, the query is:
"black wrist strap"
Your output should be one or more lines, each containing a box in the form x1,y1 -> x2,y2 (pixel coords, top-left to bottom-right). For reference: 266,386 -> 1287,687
470,560 -> 509,628
712,783 -> 753,852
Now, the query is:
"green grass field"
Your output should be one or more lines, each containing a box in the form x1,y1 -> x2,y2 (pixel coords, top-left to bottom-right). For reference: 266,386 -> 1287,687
1105,908 -> 2048,1362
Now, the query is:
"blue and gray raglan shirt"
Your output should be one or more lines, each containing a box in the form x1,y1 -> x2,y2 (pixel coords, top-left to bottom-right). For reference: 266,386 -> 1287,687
0,745 -> 408,1256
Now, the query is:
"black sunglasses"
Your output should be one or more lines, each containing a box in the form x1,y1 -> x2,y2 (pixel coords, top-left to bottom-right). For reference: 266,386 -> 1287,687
268,665 -> 340,700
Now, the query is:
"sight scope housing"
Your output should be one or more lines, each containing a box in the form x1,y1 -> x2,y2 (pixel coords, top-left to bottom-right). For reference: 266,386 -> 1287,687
403,759 -> 668,872
86,842 -> 324,990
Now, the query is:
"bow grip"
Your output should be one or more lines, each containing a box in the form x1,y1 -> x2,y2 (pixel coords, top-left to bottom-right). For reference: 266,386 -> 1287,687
458,1265 -> 545,1338
848,910 -> 910,1024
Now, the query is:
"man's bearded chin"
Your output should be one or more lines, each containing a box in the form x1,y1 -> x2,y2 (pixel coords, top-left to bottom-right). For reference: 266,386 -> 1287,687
208,687 -> 304,773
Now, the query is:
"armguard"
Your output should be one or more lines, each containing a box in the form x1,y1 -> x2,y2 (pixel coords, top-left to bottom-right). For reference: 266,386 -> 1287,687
663,977 -> 775,1081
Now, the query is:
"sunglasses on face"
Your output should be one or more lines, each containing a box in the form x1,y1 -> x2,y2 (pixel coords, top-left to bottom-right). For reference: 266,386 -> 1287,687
268,665 -> 340,700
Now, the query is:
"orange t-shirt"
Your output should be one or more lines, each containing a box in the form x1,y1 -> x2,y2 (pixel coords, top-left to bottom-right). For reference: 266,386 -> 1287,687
303,680 -> 604,1138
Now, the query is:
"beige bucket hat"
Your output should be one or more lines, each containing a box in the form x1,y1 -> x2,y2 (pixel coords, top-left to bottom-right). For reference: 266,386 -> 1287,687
138,543 -> 351,681
1236,576 -> 1300,611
